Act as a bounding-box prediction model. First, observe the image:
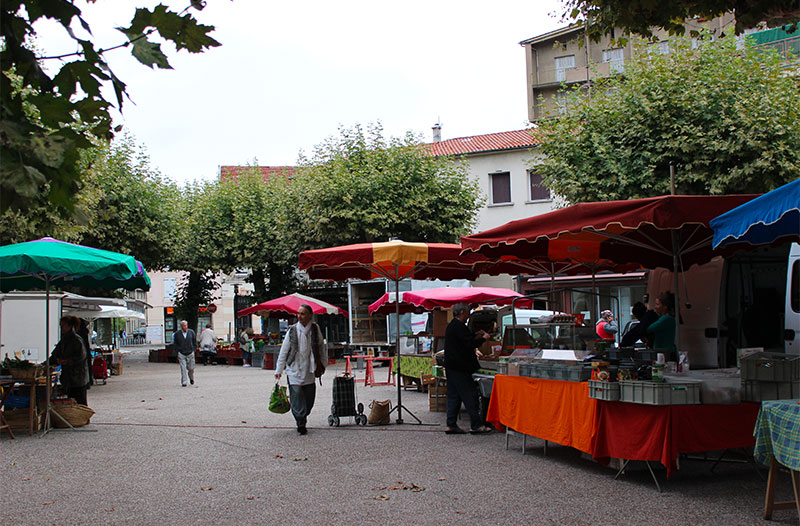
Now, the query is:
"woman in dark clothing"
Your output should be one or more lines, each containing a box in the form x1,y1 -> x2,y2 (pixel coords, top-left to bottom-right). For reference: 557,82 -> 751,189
50,316 -> 90,406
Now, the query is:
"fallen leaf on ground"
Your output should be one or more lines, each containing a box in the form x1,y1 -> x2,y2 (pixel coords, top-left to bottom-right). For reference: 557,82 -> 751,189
373,495 -> 389,501
42,502 -> 53,505
158,397 -> 163,400
21,477 -> 30,481
274,455 -> 284,459
146,408 -> 156,411
241,420 -> 247,423
408,483 -> 425,492
456,511 -> 465,514
292,457 -> 308,462
104,507 -> 115,512
200,486 -> 213,491
438,477 -> 446,481
246,496 -> 255,501
140,400 -> 145,403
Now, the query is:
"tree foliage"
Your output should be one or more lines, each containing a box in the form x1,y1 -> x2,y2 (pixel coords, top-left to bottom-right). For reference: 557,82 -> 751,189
0,0 -> 219,212
535,33 -> 800,203
561,0 -> 800,42
290,123 -> 483,248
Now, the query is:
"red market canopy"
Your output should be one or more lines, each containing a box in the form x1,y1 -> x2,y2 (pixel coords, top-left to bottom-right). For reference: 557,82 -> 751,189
237,292 -> 347,318
368,287 -> 532,316
461,194 -> 757,270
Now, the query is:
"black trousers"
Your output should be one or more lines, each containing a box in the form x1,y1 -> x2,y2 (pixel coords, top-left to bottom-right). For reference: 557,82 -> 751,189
287,382 -> 316,427
445,368 -> 480,430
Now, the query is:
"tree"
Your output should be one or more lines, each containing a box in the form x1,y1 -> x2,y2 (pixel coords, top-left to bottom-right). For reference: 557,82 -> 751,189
561,0 -> 800,42
0,133 -> 178,268
290,123 -> 483,248
535,33 -> 800,203
1,1 -> 219,212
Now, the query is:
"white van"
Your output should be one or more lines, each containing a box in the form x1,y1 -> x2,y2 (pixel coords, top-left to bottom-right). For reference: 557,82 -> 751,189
647,243 -> 800,368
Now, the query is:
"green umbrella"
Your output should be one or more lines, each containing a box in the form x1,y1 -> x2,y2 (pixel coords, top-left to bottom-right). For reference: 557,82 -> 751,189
0,237 -> 151,433
0,237 -> 150,292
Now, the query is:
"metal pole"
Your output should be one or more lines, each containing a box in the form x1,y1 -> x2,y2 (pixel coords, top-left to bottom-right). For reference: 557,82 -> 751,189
395,277 -> 403,424
671,231 -> 682,354
44,277 -> 51,432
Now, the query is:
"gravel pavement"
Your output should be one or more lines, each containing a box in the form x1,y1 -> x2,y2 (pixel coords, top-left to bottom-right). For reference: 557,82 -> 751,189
1,348 -> 797,525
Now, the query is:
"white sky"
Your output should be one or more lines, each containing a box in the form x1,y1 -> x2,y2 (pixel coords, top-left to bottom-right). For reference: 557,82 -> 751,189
34,0 -> 566,184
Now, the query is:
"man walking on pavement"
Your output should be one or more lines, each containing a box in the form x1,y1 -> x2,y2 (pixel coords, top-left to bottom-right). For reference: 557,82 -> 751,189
274,304 -> 326,435
444,303 -> 493,435
173,320 -> 197,387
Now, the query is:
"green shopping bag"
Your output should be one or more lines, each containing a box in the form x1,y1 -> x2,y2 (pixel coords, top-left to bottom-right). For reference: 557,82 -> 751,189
269,383 -> 291,414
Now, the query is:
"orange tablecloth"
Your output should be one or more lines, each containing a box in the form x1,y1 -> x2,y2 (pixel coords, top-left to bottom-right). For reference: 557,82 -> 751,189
486,375 -> 597,454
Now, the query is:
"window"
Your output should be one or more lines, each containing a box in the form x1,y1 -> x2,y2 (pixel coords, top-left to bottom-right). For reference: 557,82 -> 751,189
528,171 -> 550,201
650,41 -> 670,55
602,48 -> 625,74
554,55 -> 575,82
163,277 -> 177,302
555,92 -> 570,115
490,172 -> 511,204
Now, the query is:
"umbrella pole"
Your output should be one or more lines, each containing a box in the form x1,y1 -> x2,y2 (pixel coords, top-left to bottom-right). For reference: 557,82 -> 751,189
43,276 -> 52,434
388,277 -> 421,425
671,231 -> 682,356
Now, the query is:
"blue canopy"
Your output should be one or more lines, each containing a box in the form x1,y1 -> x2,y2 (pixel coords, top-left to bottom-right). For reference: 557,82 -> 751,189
710,179 -> 800,249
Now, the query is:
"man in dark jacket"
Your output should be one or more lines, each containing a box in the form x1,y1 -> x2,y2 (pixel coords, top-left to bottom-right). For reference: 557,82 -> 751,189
51,316 -> 90,405
173,320 -> 197,387
443,303 -> 492,435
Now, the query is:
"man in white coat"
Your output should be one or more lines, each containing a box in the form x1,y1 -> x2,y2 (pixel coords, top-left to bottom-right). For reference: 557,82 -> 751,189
274,304 -> 326,435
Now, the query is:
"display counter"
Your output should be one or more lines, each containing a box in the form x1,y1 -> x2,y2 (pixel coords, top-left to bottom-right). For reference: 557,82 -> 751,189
395,354 -> 435,391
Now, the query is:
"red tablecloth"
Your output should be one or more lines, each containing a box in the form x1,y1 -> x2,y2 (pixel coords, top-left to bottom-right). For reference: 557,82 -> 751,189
487,375 -> 597,454
591,400 -> 761,478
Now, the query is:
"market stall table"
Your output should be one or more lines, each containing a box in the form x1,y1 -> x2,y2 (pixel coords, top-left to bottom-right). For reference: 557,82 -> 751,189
753,399 -> 800,520
591,399 -> 760,490
486,375 -> 597,455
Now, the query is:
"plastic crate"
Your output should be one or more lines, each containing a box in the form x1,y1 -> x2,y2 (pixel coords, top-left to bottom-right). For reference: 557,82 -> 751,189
742,380 -> 800,402
250,352 -> 265,369
619,380 -> 701,405
740,352 -> 800,382
563,365 -> 592,382
496,362 -> 508,375
588,380 -> 620,401
519,364 -> 534,377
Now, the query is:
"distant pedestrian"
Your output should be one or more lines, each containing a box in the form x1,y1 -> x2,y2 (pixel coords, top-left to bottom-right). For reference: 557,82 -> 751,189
443,303 -> 492,435
274,304 -> 326,435
198,323 -> 217,365
173,320 -> 197,387
239,328 -> 255,367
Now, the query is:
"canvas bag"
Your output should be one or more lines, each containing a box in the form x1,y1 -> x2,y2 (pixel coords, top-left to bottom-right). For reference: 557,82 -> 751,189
268,383 -> 291,414
367,399 -> 391,425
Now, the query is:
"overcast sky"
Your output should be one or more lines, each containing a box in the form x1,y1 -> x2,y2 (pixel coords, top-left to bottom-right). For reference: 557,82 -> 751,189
36,0 -> 566,184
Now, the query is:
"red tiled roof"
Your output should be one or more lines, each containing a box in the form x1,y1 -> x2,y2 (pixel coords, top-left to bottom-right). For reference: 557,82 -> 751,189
426,129 -> 539,157
219,165 -> 296,182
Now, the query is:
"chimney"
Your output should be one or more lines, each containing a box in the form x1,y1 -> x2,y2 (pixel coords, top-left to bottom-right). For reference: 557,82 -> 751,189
432,123 -> 442,143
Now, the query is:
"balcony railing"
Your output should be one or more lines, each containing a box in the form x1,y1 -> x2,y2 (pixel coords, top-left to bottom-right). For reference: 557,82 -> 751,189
756,35 -> 800,61
534,61 -> 616,87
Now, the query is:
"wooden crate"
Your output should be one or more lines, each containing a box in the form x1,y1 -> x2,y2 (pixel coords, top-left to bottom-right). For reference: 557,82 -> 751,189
428,379 -> 447,411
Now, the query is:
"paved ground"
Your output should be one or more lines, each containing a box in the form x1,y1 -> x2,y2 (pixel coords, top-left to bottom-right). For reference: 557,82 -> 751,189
1,348 -> 797,525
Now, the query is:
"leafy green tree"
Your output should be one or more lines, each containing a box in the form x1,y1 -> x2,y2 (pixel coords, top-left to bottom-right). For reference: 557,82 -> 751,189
290,123 -> 483,248
1,0 -> 219,212
561,0 -> 799,41
535,33 -> 800,203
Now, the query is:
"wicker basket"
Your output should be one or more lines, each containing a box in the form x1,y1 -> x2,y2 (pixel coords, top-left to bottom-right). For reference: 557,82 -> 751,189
51,401 -> 95,428
10,367 -> 43,381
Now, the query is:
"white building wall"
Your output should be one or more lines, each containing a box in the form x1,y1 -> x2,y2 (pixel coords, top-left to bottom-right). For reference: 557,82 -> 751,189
461,147 -> 557,290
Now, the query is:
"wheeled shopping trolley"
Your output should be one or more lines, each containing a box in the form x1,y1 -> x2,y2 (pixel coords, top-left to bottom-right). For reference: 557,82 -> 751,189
92,356 -> 108,385
328,373 -> 367,426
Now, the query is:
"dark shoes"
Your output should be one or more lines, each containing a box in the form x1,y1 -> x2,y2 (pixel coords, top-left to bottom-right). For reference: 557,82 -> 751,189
181,383 -> 187,387
190,379 -> 194,385
297,425 -> 308,435
470,426 -> 494,435
445,427 -> 466,435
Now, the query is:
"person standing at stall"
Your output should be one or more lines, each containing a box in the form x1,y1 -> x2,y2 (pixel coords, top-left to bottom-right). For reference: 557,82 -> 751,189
50,316 -> 90,405
198,323 -> 217,365
444,303 -> 492,435
239,328 -> 255,367
595,310 -> 618,344
647,292 -> 677,359
173,320 -> 197,387
274,304 -> 326,435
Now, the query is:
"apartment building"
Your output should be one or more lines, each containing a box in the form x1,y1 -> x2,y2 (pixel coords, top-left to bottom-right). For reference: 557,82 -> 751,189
520,15 -> 735,121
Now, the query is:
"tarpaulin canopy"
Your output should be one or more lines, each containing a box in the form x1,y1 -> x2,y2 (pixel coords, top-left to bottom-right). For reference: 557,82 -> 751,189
461,194 -> 756,270
368,287 -> 531,316
237,292 -> 347,318
710,179 -> 800,250
66,305 -> 146,321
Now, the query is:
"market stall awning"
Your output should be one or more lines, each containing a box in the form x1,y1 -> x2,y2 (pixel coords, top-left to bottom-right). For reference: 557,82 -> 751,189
237,292 -> 347,318
461,194 -> 757,270
368,286 -> 532,315
66,305 -> 146,321
710,179 -> 800,250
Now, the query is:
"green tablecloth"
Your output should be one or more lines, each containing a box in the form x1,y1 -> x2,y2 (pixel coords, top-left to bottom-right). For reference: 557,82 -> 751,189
394,355 -> 434,378
753,399 -> 800,470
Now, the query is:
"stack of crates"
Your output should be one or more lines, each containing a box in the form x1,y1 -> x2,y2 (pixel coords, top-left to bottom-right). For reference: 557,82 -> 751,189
741,352 -> 800,401
428,378 -> 447,412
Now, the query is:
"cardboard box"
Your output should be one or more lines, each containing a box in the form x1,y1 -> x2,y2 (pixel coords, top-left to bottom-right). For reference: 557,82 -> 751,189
432,310 -> 451,337
480,340 -> 502,357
